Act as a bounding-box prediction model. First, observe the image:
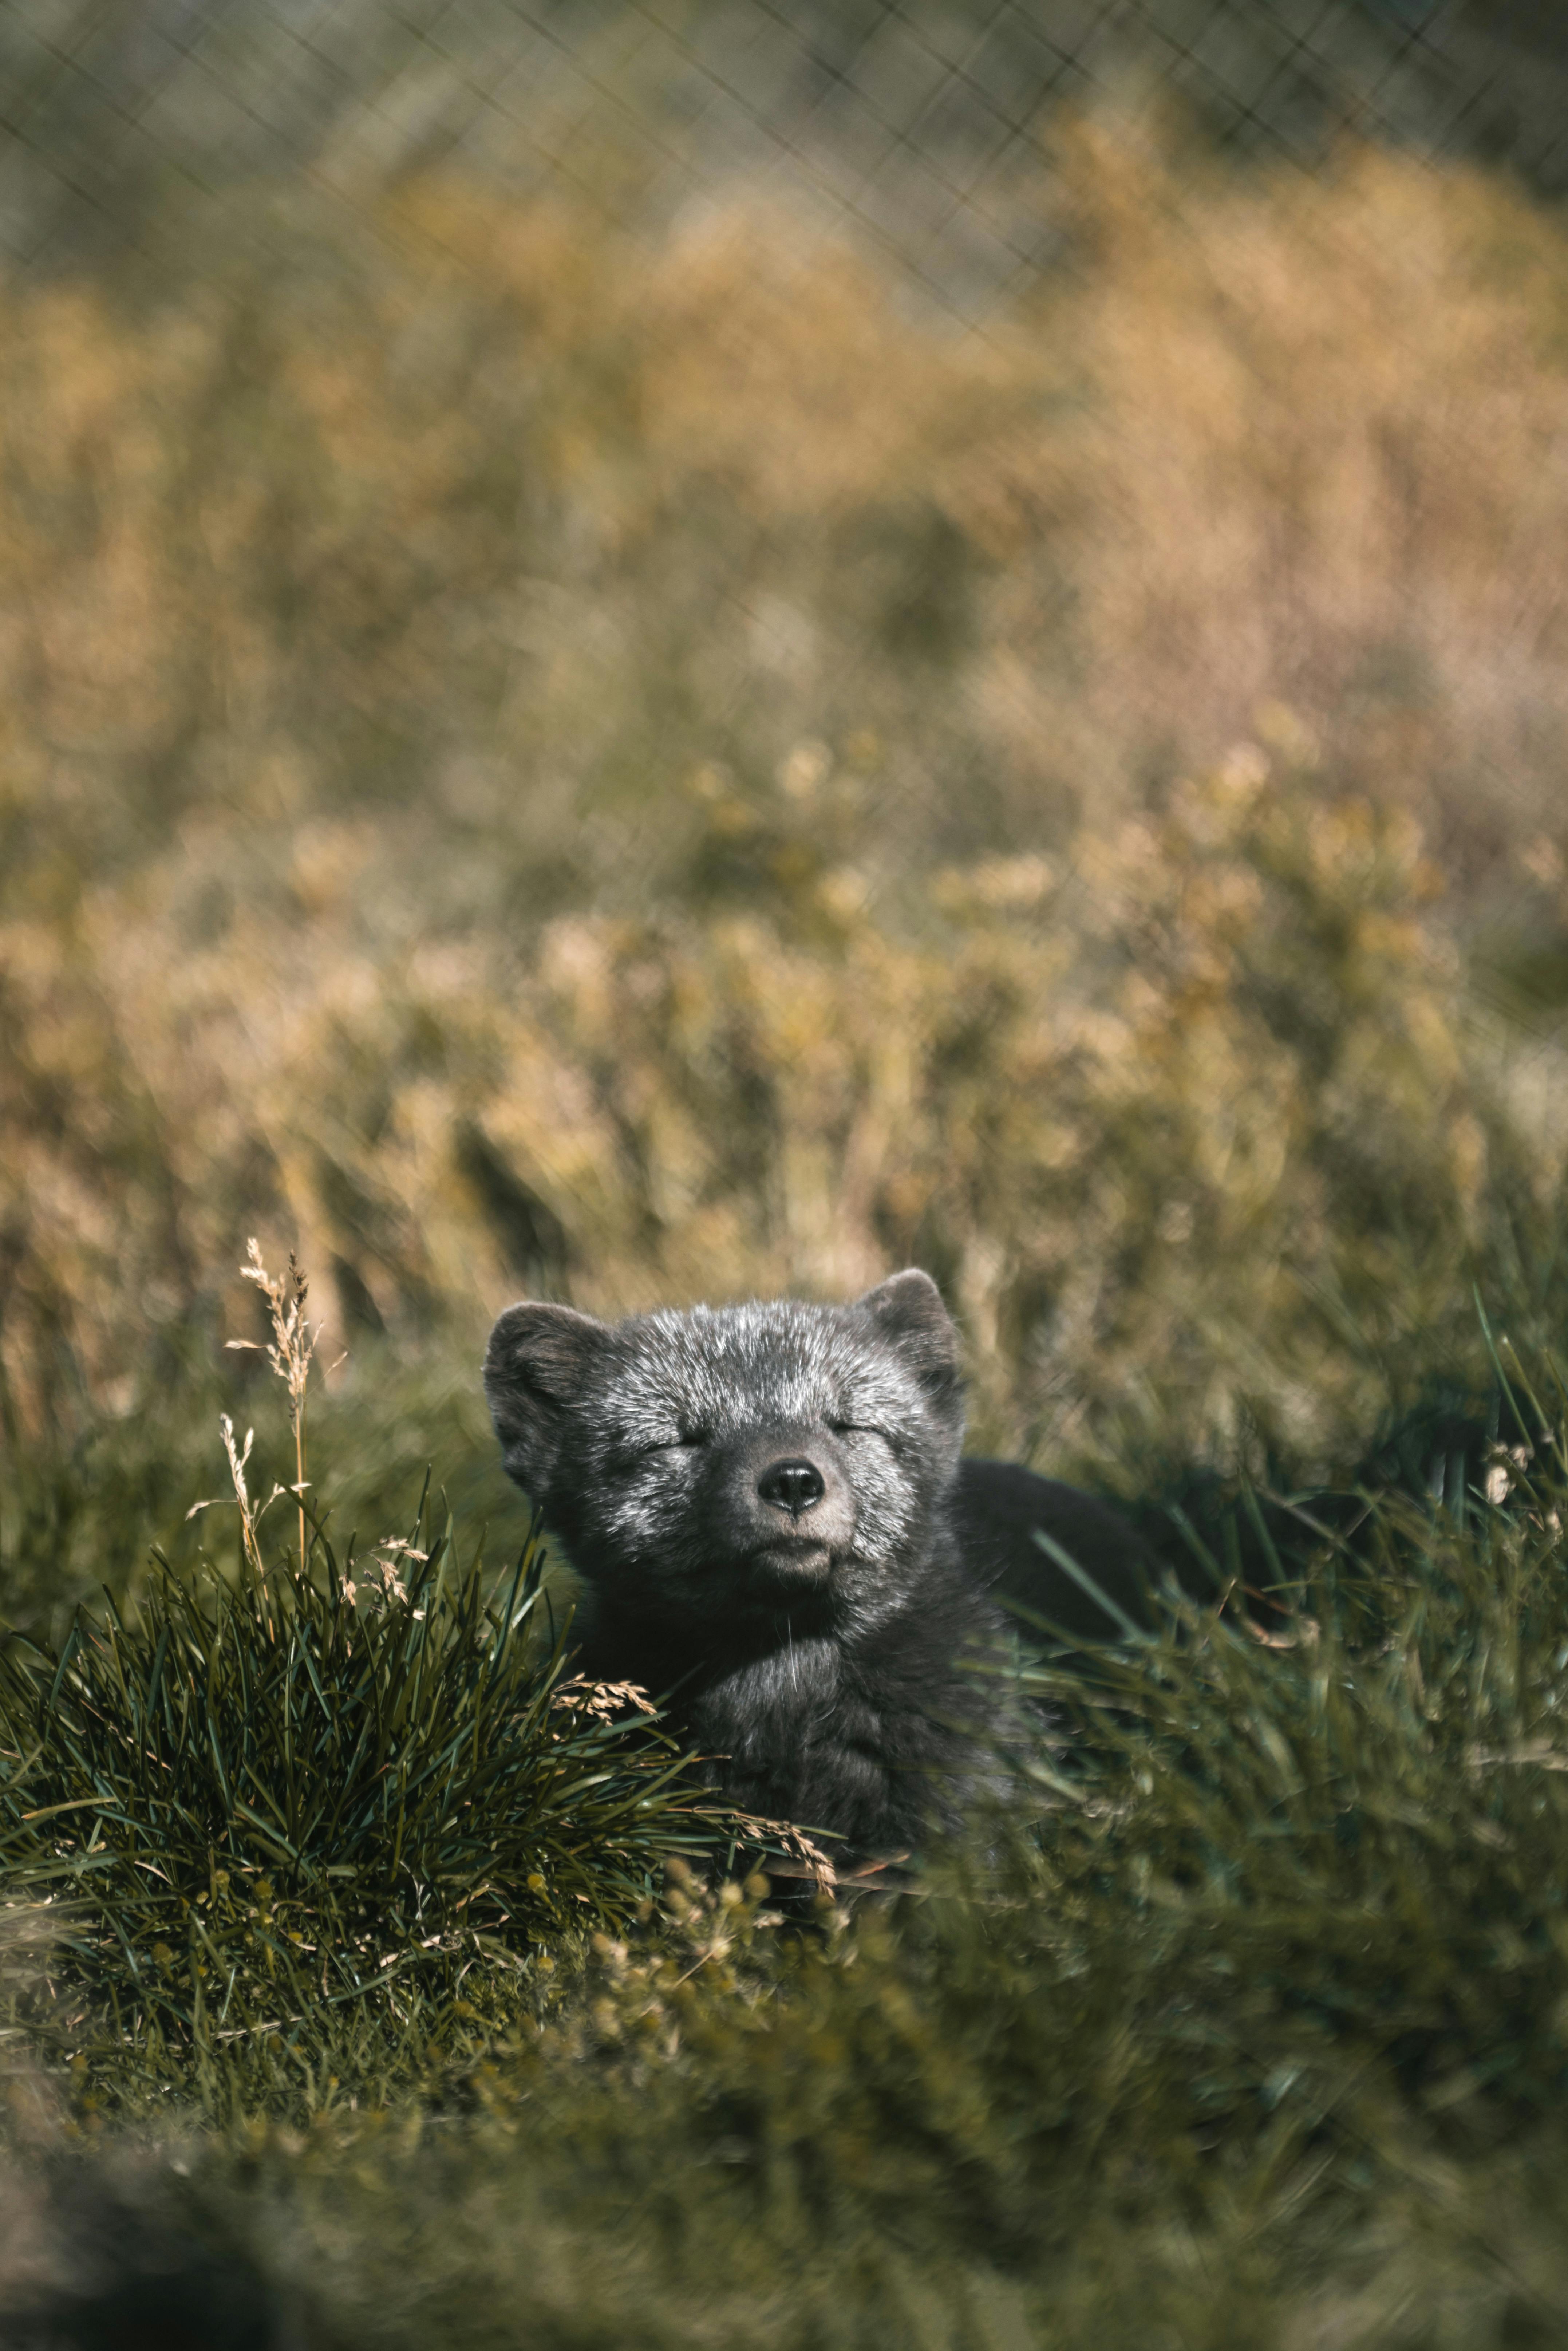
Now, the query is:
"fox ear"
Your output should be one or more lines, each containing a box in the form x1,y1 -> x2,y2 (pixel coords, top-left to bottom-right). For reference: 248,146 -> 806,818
853,1269 -> 964,1422
483,1301 -> 607,1498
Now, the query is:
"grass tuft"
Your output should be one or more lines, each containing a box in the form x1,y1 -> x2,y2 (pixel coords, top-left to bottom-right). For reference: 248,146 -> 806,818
0,1250 -> 749,2121
0,1508 -> 739,2116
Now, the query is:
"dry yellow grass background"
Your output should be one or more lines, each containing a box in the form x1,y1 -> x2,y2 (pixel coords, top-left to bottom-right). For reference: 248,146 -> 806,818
4,115 -> 1567,1477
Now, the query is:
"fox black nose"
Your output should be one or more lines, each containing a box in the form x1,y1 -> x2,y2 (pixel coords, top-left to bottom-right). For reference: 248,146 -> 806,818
757,1458 -> 826,1518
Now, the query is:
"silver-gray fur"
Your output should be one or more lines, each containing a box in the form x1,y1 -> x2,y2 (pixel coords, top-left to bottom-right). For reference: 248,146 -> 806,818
483,1270 -> 1153,1860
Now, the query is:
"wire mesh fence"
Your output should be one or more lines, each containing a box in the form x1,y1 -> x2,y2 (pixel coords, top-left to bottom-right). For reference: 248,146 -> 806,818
3,2 -> 1567,293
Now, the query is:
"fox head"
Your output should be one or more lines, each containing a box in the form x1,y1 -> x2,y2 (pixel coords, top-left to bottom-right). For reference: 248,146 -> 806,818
483,1270 -> 965,1642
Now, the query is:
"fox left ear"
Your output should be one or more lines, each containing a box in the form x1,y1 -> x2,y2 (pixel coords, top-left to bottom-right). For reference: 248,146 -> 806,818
483,1300 -> 608,1500
854,1269 -> 964,1425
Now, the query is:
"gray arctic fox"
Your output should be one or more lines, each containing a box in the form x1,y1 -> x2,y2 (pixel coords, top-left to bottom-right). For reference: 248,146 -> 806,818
483,1270 -> 1153,1861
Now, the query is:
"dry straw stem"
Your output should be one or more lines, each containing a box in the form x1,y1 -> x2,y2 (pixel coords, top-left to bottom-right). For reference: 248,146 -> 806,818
185,1414 -> 293,1638
185,1243 -> 328,1629
229,1239 -> 324,1575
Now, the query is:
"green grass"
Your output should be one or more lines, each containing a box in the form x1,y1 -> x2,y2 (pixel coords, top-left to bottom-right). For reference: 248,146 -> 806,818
0,1490 -> 753,2125
8,1341 -> 1568,2343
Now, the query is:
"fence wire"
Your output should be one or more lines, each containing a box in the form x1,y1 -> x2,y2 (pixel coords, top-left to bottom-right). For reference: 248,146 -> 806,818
2,3 -> 1566,301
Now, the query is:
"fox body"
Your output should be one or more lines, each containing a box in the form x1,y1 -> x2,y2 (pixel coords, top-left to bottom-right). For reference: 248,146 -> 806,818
483,1270 -> 1152,1858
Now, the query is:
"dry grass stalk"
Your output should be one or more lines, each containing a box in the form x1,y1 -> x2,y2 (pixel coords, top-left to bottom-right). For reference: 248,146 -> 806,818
184,1243 -> 326,1626
229,1239 -> 323,1574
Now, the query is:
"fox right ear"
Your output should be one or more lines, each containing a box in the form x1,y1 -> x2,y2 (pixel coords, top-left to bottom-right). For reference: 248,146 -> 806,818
853,1267 -> 965,1435
854,1268 -> 960,1373
483,1301 -> 607,1498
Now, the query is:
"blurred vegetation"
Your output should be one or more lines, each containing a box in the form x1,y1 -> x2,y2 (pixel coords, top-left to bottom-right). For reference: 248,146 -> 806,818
7,122 -> 1568,1576
7,88 -> 1568,2344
